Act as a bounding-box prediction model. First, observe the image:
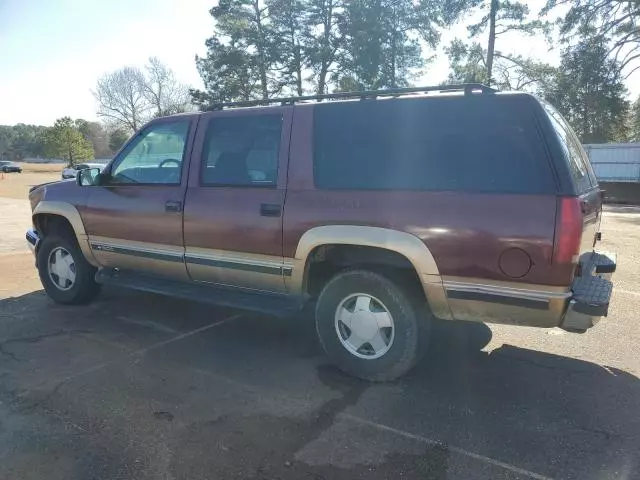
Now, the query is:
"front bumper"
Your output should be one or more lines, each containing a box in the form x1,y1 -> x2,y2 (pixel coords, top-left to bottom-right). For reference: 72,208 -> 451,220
561,251 -> 616,333
26,228 -> 40,254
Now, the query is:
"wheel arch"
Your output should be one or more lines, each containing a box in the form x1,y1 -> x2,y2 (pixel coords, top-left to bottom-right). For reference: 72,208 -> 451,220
32,201 -> 98,267
289,225 -> 452,320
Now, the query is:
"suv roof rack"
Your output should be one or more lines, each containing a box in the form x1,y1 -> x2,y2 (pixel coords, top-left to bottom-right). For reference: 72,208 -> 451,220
205,83 -> 497,111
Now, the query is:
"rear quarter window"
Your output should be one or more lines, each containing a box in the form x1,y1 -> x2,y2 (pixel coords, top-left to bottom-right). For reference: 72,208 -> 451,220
541,101 -> 596,193
313,95 -> 556,194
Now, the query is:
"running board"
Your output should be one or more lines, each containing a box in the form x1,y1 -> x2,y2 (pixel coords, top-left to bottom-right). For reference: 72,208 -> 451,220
95,268 -> 303,317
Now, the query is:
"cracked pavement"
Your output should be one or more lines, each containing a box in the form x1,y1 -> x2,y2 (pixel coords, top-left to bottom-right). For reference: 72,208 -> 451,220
0,205 -> 639,479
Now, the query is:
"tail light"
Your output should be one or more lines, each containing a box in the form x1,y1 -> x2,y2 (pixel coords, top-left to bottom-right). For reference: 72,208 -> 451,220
553,197 -> 583,264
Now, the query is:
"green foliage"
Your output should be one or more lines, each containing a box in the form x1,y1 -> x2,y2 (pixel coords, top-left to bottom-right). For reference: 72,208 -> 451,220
630,96 -> 640,142
542,38 -> 630,143
108,128 -> 130,154
217,0 -> 278,98
544,0 -> 640,78
191,0 -> 282,108
44,117 -> 94,166
468,0 -> 548,38
445,39 -> 557,93
193,37 -> 263,106
336,0 -> 426,90
0,124 -> 46,161
267,0 -> 309,95
191,0 -> 464,105
305,0 -> 346,95
445,39 -> 487,84
75,119 -> 111,158
457,0 -> 550,84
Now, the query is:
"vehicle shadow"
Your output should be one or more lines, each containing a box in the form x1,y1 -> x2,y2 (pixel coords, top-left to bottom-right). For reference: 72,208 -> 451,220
1,290 -> 638,479
392,321 -> 640,479
257,312 -> 639,477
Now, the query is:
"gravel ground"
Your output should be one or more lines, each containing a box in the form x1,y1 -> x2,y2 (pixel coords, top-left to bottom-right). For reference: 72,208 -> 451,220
0,197 -> 638,480
0,171 -> 59,200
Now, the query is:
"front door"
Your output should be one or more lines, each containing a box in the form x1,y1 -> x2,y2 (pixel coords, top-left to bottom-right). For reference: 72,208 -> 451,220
183,107 -> 292,293
81,117 -> 197,281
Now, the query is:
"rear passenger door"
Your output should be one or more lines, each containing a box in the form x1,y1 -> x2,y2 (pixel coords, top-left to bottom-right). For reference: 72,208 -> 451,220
182,108 -> 293,293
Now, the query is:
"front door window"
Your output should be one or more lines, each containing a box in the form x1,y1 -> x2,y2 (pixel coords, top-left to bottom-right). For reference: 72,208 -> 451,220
111,121 -> 190,185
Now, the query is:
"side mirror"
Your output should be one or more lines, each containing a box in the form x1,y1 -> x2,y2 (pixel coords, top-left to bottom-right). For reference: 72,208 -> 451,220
77,168 -> 101,186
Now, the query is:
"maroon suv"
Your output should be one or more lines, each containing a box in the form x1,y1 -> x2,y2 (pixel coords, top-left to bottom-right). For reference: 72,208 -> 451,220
26,84 -> 616,381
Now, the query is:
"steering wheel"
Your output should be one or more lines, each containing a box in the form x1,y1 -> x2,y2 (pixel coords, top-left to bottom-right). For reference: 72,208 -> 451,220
159,158 -> 181,168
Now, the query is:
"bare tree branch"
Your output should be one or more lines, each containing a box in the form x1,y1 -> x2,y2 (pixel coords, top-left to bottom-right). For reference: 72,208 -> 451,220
94,67 -> 149,132
143,57 -> 191,117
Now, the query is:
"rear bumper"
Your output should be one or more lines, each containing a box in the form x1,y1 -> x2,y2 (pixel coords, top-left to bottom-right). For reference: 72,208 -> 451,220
561,251 -> 616,333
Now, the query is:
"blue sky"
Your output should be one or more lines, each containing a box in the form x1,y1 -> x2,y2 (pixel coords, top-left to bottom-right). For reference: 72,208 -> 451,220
0,0 -> 213,125
1,0 -> 637,126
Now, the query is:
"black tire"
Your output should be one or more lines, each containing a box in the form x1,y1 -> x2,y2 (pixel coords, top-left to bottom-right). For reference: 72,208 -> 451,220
37,231 -> 101,305
315,269 -> 431,381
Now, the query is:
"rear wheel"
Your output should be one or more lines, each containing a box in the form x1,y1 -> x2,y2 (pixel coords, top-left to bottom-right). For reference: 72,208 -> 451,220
315,269 -> 430,381
37,232 -> 101,304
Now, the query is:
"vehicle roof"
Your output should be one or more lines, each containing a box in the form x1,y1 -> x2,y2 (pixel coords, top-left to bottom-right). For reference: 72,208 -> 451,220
177,85 -> 534,117
156,86 -> 536,123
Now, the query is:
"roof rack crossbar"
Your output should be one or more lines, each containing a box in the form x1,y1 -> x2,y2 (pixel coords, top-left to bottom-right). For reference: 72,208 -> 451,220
205,83 -> 496,111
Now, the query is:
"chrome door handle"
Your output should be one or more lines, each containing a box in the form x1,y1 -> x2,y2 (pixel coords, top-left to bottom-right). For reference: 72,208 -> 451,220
165,200 -> 182,212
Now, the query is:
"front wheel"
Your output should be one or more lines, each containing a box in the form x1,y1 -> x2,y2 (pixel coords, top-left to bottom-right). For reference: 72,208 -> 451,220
37,232 -> 101,305
315,270 -> 430,381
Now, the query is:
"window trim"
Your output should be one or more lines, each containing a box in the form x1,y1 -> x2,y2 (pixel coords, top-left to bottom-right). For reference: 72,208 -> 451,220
199,113 -> 283,189
541,101 -> 594,192
105,120 -> 192,187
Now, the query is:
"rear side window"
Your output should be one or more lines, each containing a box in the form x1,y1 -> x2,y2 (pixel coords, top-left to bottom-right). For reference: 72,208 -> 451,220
313,96 -> 555,193
201,114 -> 282,187
541,102 -> 596,192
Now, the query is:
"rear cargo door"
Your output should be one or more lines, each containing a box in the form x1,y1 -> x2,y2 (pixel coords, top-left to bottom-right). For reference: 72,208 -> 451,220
542,102 -> 601,255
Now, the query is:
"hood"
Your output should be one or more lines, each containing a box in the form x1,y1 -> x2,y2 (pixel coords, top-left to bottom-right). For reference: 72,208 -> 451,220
29,178 -> 72,194
28,177 -> 86,213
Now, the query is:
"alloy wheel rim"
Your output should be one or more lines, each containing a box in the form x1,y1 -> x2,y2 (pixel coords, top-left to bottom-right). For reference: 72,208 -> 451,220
334,293 -> 395,359
47,247 -> 76,291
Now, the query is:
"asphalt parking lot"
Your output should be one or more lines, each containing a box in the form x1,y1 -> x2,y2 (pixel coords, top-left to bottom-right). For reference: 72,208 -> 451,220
1,186 -> 639,479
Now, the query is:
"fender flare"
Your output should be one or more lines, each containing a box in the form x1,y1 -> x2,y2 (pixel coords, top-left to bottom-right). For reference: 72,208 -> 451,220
289,225 -> 452,319
32,201 -> 98,266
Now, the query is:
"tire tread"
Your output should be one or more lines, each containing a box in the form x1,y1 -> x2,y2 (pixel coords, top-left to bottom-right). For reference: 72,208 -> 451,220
315,269 -> 431,381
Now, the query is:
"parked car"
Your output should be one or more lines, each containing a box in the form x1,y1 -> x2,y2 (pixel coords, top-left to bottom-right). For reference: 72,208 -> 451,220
0,160 -> 22,173
61,162 -> 104,180
25,84 -> 616,381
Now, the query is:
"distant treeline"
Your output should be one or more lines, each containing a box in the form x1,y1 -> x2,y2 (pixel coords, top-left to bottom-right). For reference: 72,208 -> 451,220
0,122 -> 129,162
